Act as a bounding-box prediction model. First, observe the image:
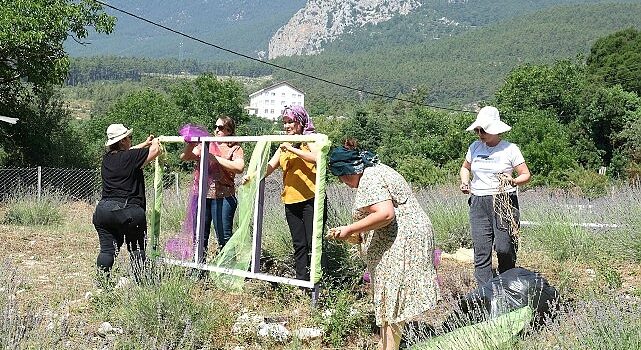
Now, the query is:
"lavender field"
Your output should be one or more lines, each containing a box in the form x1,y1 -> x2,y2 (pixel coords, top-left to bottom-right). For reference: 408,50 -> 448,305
0,183 -> 639,349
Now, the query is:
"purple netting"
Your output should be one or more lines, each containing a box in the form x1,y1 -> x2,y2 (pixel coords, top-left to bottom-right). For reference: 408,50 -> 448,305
165,192 -> 198,259
179,123 -> 210,142
165,124 -> 212,260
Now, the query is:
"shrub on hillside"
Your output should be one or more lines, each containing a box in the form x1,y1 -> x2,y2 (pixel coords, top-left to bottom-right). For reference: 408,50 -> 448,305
565,168 -> 609,199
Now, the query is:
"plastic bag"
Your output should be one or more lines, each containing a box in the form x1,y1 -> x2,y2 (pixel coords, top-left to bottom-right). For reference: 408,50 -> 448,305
445,267 -> 559,330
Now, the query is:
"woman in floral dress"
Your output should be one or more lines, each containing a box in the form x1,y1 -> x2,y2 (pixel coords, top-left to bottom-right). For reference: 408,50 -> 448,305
327,139 -> 440,350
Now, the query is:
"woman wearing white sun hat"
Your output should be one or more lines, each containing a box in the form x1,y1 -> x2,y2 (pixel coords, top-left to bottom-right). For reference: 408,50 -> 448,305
459,106 -> 531,285
92,124 -> 161,283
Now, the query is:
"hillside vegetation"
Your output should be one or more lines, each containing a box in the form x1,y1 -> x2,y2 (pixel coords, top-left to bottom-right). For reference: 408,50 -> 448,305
65,0 -> 305,60
67,3 -> 641,110
66,0 -> 637,61
273,3 -> 641,107
321,0 -> 627,54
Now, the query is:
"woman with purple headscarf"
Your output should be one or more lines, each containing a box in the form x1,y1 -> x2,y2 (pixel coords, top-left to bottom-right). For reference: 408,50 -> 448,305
253,105 -> 320,281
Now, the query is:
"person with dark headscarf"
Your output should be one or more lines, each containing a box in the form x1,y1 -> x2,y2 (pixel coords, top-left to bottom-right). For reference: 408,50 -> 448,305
251,105 -> 320,281
327,139 -> 440,350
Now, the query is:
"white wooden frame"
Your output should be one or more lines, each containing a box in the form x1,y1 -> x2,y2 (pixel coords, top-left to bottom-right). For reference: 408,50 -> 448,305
156,134 -> 327,290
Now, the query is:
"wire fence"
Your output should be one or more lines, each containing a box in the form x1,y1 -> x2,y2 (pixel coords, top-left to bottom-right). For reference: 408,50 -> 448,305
0,167 -> 182,202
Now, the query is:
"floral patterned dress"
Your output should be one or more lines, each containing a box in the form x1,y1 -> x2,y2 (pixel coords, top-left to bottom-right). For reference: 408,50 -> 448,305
353,164 -> 440,326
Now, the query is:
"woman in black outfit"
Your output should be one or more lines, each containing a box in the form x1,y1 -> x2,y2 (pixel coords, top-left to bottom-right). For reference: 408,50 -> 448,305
93,123 -> 161,280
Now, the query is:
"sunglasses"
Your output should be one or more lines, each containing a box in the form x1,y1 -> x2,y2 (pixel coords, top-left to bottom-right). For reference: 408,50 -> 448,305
215,124 -> 228,131
474,128 -> 487,135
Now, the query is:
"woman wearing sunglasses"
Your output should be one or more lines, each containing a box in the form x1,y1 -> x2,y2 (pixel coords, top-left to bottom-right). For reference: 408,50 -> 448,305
459,106 -> 531,285
180,116 -> 244,259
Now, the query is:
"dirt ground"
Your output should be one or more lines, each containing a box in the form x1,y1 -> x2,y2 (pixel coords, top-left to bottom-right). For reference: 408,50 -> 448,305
0,202 -> 98,306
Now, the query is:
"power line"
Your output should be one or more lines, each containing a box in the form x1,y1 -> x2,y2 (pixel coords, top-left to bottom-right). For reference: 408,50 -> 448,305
94,0 -> 474,114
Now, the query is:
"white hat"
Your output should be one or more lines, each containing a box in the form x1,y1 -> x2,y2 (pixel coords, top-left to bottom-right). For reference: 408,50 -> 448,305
466,106 -> 511,135
105,123 -> 133,146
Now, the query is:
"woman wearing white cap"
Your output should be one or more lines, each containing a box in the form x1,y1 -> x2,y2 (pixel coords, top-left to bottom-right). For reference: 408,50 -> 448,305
92,124 -> 161,283
459,106 -> 531,285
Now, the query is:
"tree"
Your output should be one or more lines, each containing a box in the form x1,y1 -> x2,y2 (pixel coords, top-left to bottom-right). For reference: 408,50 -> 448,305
495,58 -> 641,180
0,0 -> 114,166
494,60 -> 587,125
578,85 -> 641,167
0,0 -> 114,91
506,110 -> 577,185
170,74 -> 247,128
587,28 -> 641,96
0,87 -> 90,167
81,89 -> 185,167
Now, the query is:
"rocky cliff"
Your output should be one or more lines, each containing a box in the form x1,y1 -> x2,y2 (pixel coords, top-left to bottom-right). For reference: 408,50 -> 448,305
268,0 -> 422,59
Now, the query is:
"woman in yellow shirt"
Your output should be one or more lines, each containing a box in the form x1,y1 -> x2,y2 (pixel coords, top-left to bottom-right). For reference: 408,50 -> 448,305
264,105 -> 320,281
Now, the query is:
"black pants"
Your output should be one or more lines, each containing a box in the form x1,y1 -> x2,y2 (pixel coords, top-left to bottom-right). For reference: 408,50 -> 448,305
93,199 -> 147,278
469,193 -> 520,285
285,198 -> 316,281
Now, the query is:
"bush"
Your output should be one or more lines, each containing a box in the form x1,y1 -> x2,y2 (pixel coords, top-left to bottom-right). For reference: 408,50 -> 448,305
427,201 -> 471,252
315,290 -> 371,348
522,222 -> 610,263
519,297 -> 641,349
92,265 -> 234,348
3,192 -> 65,225
417,190 -> 471,252
0,262 -> 70,348
158,186 -> 190,235
565,168 -> 609,199
397,157 -> 450,187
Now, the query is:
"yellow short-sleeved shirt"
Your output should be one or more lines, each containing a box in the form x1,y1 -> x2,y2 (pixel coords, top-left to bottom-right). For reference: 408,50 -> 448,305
279,143 -> 316,204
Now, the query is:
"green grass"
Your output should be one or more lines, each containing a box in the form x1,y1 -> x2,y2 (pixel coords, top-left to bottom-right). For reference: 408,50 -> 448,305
1,184 -> 640,349
3,192 -> 66,226
91,264 -> 235,349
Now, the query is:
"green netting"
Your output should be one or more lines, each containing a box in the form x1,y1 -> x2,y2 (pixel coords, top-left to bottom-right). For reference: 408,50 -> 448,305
150,135 -> 329,289
150,150 -> 164,258
311,135 -> 330,284
210,140 -> 272,290
410,306 -> 533,350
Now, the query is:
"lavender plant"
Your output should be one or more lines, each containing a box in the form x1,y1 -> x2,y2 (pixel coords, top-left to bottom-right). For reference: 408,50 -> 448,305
2,190 -> 66,226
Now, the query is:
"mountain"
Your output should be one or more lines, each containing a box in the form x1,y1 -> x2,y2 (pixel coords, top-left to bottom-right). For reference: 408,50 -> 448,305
268,0 -> 625,58
66,1 -> 641,109
65,0 -> 306,60
270,3 -> 641,107
67,0 -> 635,61
268,0 -> 422,58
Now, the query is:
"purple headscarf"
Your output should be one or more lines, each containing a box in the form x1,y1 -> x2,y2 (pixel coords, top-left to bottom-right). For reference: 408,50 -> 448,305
283,105 -> 315,134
